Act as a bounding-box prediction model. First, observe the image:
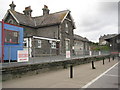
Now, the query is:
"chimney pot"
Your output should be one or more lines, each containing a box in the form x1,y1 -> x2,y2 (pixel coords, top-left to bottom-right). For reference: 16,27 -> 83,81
9,1 -> 16,11
23,6 -> 32,16
42,5 -> 50,16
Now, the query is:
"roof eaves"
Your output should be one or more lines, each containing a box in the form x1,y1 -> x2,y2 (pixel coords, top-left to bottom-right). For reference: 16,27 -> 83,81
8,10 -> 19,24
60,10 -> 70,24
69,13 -> 76,29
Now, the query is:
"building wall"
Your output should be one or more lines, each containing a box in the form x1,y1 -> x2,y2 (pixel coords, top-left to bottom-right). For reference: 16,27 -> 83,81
109,35 -> 119,53
99,34 -> 116,45
99,37 -> 107,45
74,40 -> 84,55
74,40 -> 90,56
4,12 -> 74,56
60,19 -> 74,55
36,25 -> 59,39
22,26 -> 37,37
31,38 -> 57,57
84,42 -> 90,55
5,15 -> 59,56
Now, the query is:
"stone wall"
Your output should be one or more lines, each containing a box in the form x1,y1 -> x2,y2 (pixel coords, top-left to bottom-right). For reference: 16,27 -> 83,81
36,25 -> 59,39
60,19 -> 74,55
2,55 -> 110,81
32,38 -> 57,57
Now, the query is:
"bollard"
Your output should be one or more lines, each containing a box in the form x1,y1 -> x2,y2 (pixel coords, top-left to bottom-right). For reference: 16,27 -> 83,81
70,65 -> 73,78
109,57 -> 110,62
112,56 -> 114,60
92,61 -> 96,69
103,58 -> 105,65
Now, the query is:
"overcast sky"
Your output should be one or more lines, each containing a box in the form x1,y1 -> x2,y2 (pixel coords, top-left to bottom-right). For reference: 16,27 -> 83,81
0,0 -> 119,42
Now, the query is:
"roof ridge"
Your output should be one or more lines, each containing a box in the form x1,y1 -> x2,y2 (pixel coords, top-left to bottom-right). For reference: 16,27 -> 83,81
7,9 -> 74,28
74,34 -> 89,41
33,9 -> 69,18
9,9 -> 24,15
9,9 -> 69,19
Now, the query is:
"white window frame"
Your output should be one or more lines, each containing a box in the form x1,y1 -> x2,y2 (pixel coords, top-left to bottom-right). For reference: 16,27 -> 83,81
65,22 -> 69,33
38,40 -> 41,48
23,38 -> 28,48
51,42 -> 56,49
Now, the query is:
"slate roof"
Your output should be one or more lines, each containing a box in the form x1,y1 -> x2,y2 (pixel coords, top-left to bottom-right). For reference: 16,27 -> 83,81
9,10 -> 35,27
105,34 -> 119,40
7,9 -> 72,28
101,34 -> 117,40
74,34 -> 89,42
34,10 -> 69,27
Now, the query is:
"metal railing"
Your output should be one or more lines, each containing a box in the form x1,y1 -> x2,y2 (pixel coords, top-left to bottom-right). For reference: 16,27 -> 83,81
0,45 -> 112,67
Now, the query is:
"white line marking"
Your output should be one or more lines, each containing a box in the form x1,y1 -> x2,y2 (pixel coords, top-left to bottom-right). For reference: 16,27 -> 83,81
104,74 -> 119,77
82,62 -> 119,88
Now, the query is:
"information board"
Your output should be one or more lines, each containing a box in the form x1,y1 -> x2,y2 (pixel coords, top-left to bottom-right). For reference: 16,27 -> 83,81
17,50 -> 29,62
66,51 -> 70,58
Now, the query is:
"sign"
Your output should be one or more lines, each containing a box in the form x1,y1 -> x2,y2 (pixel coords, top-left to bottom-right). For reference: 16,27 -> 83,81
17,50 -> 29,62
89,51 -> 92,56
99,51 -> 101,55
66,51 -> 70,58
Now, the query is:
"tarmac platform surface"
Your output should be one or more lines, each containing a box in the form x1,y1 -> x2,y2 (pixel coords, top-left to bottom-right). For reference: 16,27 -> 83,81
2,58 -> 119,88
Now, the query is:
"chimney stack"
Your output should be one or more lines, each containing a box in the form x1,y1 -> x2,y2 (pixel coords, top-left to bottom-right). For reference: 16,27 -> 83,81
9,1 -> 16,11
23,6 -> 32,16
42,5 -> 50,16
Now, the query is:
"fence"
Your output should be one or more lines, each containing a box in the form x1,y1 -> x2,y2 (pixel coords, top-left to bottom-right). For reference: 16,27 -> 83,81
0,45 -> 111,65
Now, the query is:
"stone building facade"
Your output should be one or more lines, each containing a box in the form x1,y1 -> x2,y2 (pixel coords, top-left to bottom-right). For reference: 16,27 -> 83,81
99,34 -> 117,45
3,2 -> 76,57
74,34 -> 90,55
105,34 -> 120,55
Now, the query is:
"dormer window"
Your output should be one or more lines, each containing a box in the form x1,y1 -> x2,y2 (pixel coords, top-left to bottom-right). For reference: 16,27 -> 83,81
8,19 -> 13,24
65,22 -> 68,33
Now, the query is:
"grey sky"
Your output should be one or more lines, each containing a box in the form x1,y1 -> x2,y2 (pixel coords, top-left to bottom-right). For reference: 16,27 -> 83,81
0,0 -> 119,42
